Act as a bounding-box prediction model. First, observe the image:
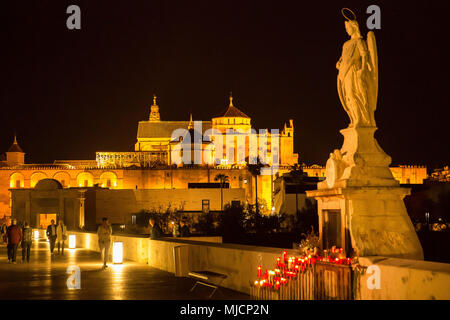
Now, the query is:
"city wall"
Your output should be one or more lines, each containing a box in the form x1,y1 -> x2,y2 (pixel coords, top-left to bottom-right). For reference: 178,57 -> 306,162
0,167 -> 280,217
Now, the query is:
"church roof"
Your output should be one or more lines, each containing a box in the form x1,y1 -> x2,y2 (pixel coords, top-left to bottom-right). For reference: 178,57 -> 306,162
214,94 -> 250,119
7,136 -> 24,153
137,121 -> 212,139
221,105 -> 250,118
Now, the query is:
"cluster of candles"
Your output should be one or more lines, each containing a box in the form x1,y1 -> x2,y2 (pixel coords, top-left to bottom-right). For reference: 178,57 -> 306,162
253,249 -> 352,290
323,247 -> 352,265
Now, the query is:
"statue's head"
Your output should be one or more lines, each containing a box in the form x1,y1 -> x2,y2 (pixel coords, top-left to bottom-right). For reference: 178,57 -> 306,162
345,20 -> 362,38
341,8 -> 362,38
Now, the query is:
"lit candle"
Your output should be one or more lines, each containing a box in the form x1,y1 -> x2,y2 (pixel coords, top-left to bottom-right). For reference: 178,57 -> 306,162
283,251 -> 287,262
257,266 -> 262,278
268,270 -> 275,285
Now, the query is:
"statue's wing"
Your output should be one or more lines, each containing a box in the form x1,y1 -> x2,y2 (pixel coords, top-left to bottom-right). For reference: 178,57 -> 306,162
367,31 -> 378,108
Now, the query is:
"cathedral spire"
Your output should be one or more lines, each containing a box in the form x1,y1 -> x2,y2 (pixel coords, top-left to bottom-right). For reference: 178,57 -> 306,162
229,92 -> 234,107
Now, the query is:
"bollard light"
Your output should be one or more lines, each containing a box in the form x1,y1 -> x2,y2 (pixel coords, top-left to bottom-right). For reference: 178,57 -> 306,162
34,230 -> 39,240
113,241 -> 123,264
68,234 -> 76,249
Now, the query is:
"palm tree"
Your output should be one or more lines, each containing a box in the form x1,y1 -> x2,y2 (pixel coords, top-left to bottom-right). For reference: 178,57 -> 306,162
247,159 -> 264,214
214,174 -> 229,211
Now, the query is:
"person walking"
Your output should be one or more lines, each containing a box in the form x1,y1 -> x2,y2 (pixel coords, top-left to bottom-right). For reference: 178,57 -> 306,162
6,219 -> 22,264
56,220 -> 67,256
149,218 -> 163,239
97,217 -> 112,269
46,220 -> 57,255
21,222 -> 33,263
179,219 -> 190,237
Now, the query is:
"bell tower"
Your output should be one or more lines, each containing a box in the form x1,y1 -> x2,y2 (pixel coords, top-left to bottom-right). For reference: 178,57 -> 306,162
6,134 -> 25,167
149,94 -> 161,122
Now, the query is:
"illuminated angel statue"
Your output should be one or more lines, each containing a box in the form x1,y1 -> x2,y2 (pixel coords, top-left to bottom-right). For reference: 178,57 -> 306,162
336,8 -> 378,127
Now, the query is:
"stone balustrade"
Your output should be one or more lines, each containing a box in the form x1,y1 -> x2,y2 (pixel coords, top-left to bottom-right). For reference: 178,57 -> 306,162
34,229 -> 450,299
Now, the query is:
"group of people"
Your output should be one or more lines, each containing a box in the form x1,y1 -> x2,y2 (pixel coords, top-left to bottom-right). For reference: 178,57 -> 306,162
170,219 -> 190,238
1,216 -> 190,268
48,218 -> 113,270
45,219 -> 68,256
148,217 -> 190,239
2,219 -> 34,264
0,218 -> 69,264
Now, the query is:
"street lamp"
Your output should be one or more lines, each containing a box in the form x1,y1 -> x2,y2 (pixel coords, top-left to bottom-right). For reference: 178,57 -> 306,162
113,241 -> 123,264
69,235 -> 76,249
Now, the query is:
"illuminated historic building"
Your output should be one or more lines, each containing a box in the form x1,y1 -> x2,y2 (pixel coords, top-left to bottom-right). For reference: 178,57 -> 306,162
0,95 -> 298,219
0,94 -> 429,219
302,164 -> 427,185
97,94 -> 298,168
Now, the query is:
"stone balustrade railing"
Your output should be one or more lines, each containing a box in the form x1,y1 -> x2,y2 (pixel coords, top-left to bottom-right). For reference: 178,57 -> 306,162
33,229 -> 450,299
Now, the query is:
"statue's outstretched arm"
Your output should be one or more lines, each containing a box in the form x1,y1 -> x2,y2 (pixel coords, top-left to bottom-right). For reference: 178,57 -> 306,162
336,56 -> 343,70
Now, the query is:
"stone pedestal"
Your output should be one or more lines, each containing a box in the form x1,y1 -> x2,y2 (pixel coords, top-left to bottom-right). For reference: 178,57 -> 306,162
307,126 -> 424,260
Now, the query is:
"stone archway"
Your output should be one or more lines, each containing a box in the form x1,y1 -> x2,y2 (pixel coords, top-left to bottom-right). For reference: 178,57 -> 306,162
76,172 -> 94,187
53,171 -> 72,188
9,172 -> 25,189
30,172 -> 48,188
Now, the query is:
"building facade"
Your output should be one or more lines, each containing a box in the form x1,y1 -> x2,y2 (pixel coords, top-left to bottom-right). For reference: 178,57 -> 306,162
10,178 -> 246,230
1,95 -> 298,218
0,95 -> 430,220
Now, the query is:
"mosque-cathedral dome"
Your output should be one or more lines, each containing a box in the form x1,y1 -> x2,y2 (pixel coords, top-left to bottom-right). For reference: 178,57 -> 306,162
211,93 -> 251,131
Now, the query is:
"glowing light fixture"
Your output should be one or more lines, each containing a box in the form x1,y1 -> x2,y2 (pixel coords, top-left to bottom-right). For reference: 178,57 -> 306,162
113,241 -> 123,264
34,230 -> 39,240
68,234 -> 76,249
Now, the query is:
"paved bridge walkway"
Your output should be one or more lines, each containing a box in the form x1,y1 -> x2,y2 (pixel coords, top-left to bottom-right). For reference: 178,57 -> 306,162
0,239 -> 249,300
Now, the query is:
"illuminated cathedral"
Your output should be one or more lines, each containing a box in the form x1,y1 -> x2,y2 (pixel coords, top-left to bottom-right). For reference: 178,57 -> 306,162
0,94 -> 427,223
0,94 -> 299,220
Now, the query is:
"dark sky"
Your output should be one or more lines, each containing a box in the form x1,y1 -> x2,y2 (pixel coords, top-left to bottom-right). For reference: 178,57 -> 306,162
1,0 -> 449,168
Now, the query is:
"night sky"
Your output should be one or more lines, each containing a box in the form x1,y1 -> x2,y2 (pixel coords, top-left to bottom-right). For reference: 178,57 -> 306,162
1,0 -> 449,168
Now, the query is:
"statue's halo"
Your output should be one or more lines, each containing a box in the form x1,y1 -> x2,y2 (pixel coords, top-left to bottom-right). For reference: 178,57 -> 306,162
341,8 -> 357,21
